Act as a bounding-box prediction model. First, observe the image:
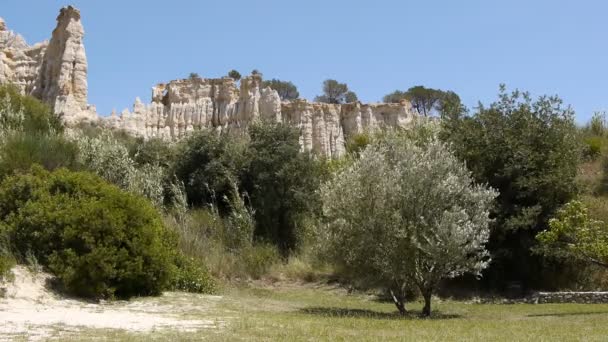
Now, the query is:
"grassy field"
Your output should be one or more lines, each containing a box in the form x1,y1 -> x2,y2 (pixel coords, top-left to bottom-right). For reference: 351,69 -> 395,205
18,282 -> 608,341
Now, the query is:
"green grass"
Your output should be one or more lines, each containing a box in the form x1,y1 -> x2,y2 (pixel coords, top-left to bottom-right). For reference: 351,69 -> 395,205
14,283 -> 608,341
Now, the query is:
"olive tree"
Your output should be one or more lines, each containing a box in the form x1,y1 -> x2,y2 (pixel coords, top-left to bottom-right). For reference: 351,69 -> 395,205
319,128 -> 496,316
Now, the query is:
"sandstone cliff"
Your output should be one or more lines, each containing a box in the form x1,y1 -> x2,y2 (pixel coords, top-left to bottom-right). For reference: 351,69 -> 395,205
0,6 -> 97,125
1,6 -> 418,158
105,74 -> 418,158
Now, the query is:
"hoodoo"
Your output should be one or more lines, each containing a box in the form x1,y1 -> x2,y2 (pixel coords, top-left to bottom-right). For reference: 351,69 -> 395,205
0,6 -> 418,158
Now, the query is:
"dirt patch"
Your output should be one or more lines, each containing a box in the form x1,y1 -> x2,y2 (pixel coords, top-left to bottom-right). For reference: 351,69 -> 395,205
0,266 -> 225,340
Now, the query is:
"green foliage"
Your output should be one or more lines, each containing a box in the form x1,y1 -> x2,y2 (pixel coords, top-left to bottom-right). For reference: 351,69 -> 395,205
166,207 -> 281,281
440,85 -> 581,289
383,86 -> 461,117
344,91 -> 358,103
0,85 -> 63,134
0,223 -> 14,283
134,138 -> 178,168
75,132 -> 166,207
588,111 -> 606,136
228,69 -> 242,81
315,79 -> 357,104
170,255 -> 216,293
240,243 -> 281,279
0,132 -> 79,179
583,136 -> 603,160
0,167 -> 176,299
0,86 -> 75,180
262,79 -> 299,100
244,121 -> 323,254
320,127 -> 496,316
189,72 -> 201,80
537,200 -> 608,268
382,90 -> 408,103
174,129 -> 248,211
345,132 -> 372,155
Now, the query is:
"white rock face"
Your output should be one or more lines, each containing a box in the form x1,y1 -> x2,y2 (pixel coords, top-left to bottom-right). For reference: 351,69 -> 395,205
0,6 -> 97,125
1,6 -> 419,158
104,75 -> 418,158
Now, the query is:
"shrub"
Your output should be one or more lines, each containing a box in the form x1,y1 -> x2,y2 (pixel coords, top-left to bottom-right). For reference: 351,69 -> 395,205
170,254 -> 216,294
0,166 -> 176,299
584,136 -> 603,160
0,132 -> 79,179
241,244 -> 281,280
74,133 -> 166,207
0,223 -> 14,284
345,132 -> 371,156
0,85 -> 63,134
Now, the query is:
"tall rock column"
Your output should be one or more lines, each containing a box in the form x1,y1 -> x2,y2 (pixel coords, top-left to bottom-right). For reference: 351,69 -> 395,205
33,6 -> 90,124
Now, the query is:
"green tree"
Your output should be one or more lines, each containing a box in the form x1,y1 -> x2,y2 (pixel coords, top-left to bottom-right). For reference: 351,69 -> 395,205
320,128 -> 496,316
537,200 -> 608,268
173,129 -> 248,211
315,79 -> 357,104
262,79 -> 300,100
382,90 -> 407,103
440,85 -> 580,289
243,121 -> 322,255
344,91 -> 358,103
383,86 -> 461,117
228,69 -> 242,81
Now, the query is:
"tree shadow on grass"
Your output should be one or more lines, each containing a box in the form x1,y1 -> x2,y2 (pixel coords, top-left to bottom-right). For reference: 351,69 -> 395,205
527,311 -> 608,318
300,307 -> 461,320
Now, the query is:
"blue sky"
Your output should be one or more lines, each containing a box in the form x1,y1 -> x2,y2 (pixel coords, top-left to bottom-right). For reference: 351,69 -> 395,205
2,0 -> 607,122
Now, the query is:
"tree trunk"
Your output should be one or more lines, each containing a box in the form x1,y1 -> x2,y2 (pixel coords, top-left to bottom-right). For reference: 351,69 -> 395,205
390,288 -> 407,315
422,289 -> 432,317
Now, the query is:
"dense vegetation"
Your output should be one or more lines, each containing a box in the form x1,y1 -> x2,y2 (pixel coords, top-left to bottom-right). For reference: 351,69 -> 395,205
2,82 -> 608,316
440,86 -> 580,290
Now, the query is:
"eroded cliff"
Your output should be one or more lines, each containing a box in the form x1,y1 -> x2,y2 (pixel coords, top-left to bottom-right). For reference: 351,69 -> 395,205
1,6 -> 418,158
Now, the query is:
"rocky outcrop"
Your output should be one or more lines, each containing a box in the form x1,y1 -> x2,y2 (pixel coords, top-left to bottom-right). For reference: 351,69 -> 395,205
0,6 -> 97,125
105,75 -> 418,158
1,6 -> 419,158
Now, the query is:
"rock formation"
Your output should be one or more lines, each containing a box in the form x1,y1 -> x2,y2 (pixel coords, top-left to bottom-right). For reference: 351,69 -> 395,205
1,6 -> 419,158
0,6 -> 97,125
105,75 -> 418,158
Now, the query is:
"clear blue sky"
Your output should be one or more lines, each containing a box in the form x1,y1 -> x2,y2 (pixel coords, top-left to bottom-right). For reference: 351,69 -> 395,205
2,0 -> 607,123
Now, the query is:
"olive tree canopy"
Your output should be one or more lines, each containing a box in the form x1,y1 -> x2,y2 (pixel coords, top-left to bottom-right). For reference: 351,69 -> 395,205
319,127 -> 497,316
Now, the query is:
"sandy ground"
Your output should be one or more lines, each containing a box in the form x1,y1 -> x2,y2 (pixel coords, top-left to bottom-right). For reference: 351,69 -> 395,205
0,266 -> 225,341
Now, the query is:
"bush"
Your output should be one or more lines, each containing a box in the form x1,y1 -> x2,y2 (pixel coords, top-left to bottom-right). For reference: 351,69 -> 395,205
584,136 -> 603,160
0,224 -> 14,284
345,132 -> 371,156
170,254 -> 216,294
0,85 -> 63,134
0,132 -> 79,179
75,133 -> 166,207
166,208 -> 281,281
241,244 -> 281,280
0,166 -> 176,299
